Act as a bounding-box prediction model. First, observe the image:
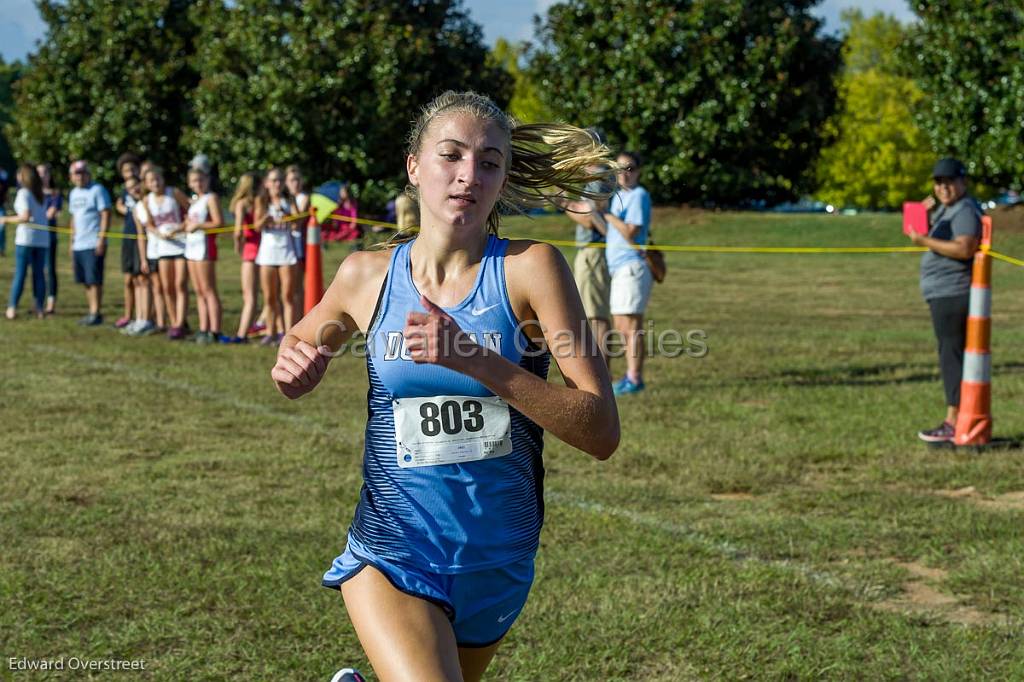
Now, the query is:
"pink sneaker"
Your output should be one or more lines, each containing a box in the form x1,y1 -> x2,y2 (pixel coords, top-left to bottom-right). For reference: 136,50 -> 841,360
114,316 -> 132,329
917,421 -> 955,443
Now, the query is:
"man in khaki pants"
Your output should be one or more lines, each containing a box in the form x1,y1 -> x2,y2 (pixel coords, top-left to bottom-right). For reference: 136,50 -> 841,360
564,176 -> 613,366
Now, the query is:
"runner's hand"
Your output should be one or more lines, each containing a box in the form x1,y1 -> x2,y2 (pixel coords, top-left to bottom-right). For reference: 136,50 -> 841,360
404,295 -> 473,368
271,340 -> 331,399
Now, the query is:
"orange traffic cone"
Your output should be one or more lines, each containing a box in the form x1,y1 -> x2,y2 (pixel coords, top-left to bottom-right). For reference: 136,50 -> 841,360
304,210 -> 324,314
954,215 -> 993,445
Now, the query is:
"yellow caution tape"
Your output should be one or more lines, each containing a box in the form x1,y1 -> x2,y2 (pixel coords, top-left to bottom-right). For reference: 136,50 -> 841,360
13,211 -> 1024,266
537,239 -> 928,255
989,250 -> 1024,267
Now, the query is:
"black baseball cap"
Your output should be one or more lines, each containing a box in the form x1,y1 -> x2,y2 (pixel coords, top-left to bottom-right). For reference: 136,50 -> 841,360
932,158 -> 966,179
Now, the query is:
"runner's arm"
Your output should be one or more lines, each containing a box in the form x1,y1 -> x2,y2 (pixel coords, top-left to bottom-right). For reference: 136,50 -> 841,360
413,242 -> 619,460
273,251 -> 387,398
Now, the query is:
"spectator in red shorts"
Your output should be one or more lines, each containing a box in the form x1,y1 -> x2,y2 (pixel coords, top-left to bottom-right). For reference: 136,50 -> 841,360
229,171 -> 262,343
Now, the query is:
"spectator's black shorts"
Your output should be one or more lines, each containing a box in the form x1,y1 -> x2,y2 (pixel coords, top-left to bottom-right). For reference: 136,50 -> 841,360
121,236 -> 142,275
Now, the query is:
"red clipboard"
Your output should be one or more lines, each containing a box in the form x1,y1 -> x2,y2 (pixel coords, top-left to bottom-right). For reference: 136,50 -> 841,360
903,202 -> 929,236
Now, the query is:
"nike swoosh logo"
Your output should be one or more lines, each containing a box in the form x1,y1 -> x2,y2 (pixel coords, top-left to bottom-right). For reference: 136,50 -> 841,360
497,609 -> 519,623
471,304 -> 500,316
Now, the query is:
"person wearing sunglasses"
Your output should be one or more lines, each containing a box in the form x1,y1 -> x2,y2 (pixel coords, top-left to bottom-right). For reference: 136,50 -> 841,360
68,160 -> 112,326
602,151 -> 653,395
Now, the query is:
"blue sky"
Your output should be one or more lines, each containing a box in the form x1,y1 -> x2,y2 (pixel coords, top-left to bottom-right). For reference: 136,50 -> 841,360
0,0 -> 916,64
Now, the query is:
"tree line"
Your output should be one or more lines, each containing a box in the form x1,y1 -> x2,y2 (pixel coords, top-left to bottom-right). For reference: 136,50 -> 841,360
1,0 -> 1021,211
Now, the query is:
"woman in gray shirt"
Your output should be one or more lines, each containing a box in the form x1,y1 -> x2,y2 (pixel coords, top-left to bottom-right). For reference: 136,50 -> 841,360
908,158 -> 982,443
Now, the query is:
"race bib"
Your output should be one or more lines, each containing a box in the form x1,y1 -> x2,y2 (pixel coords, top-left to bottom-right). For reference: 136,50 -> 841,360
393,395 -> 513,468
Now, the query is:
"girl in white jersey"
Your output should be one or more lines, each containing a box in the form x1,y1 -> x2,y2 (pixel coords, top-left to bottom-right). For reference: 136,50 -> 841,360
254,167 -> 298,345
285,164 -> 308,319
142,166 -> 191,340
270,91 -> 620,682
183,168 -> 224,344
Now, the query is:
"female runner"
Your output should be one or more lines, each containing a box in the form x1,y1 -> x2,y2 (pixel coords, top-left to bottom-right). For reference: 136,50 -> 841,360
271,91 -> 619,682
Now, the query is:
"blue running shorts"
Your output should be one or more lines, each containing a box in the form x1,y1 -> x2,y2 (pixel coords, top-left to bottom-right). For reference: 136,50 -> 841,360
322,534 -> 534,647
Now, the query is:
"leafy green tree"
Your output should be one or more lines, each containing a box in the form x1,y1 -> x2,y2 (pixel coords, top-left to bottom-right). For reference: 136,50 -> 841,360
528,0 -> 841,205
903,2 -> 1024,187
186,0 -> 511,209
0,58 -> 23,174
816,11 -> 933,209
6,0 -> 201,186
488,38 -> 555,124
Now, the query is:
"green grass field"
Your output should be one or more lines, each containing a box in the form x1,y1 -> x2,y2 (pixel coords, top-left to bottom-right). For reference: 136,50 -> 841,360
2,210 -> 1023,680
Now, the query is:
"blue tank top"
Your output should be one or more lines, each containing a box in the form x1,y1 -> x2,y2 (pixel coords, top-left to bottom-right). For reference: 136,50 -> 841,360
349,235 -> 550,573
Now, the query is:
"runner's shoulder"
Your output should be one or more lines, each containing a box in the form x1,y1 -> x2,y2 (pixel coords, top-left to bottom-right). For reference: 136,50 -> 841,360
504,239 -> 569,278
503,239 -> 572,316
334,248 -> 391,292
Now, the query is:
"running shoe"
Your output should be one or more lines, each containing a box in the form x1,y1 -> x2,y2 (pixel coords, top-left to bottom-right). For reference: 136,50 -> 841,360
120,319 -> 140,335
917,421 -> 955,443
259,334 -> 279,347
127,320 -> 156,337
167,326 -> 186,340
79,313 -> 103,326
329,669 -> 366,682
248,321 -> 267,335
195,331 -> 214,345
613,376 -> 645,396
114,316 -> 132,329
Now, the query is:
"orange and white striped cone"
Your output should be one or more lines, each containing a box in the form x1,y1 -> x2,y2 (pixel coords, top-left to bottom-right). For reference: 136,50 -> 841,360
304,211 -> 324,314
954,216 -> 993,446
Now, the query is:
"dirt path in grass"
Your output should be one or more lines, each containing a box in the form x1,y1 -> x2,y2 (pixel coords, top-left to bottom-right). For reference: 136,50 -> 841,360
933,485 -> 1024,511
874,559 -> 999,626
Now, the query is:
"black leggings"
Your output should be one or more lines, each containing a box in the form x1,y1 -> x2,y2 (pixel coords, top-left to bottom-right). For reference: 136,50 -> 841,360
928,294 -> 970,407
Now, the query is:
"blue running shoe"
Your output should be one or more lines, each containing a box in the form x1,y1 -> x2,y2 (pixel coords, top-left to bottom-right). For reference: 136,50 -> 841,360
329,669 -> 366,682
613,376 -> 645,396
